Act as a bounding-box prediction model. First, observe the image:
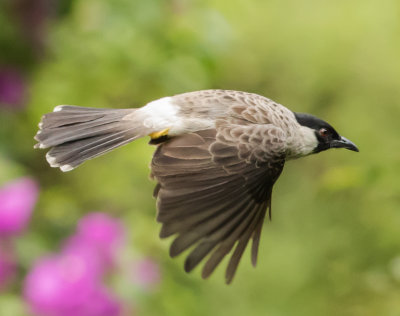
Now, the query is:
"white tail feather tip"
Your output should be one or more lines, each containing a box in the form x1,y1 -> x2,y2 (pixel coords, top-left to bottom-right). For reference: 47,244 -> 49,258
60,165 -> 74,172
46,153 -> 58,166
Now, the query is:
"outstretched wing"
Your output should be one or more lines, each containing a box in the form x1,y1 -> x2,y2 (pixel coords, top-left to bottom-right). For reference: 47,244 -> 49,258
151,123 -> 285,284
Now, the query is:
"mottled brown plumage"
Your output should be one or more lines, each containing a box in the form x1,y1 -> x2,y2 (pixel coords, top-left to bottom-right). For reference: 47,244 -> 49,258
150,128 -> 284,283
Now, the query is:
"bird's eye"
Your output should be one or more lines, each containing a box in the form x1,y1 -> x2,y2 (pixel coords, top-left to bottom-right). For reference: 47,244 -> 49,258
319,128 -> 329,137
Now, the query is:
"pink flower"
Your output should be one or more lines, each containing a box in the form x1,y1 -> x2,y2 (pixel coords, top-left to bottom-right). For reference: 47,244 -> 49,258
0,239 -> 17,291
132,258 -> 161,290
0,177 -> 39,236
74,213 -> 124,268
79,287 -> 122,316
24,255 -> 123,316
24,255 -> 100,316
23,213 -> 126,315
61,236 -> 108,277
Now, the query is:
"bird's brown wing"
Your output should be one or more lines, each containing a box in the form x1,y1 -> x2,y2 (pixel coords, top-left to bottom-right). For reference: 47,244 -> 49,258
151,126 -> 285,284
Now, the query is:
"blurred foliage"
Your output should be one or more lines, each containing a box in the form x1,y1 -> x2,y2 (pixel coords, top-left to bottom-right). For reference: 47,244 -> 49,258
1,0 -> 400,315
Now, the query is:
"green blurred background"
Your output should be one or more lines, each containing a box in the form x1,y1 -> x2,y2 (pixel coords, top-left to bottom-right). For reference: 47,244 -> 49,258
1,0 -> 400,315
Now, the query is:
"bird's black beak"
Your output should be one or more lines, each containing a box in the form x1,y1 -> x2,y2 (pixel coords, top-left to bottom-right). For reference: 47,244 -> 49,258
331,136 -> 359,152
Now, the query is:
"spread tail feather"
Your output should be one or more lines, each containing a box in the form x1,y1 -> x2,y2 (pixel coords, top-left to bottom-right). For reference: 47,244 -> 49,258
34,105 -> 148,171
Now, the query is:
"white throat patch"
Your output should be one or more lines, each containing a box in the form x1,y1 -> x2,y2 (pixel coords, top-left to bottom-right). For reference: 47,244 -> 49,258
286,126 -> 318,159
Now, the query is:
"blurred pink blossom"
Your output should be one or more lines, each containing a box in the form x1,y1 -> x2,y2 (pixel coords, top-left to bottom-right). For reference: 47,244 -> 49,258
0,177 -> 39,236
77,213 -> 124,247
132,258 -> 161,290
24,212 -> 126,316
24,255 -> 121,316
74,213 -> 124,267
0,239 -> 17,291
79,287 -> 122,316
0,67 -> 27,108
61,236 -> 108,277
24,213 -> 123,316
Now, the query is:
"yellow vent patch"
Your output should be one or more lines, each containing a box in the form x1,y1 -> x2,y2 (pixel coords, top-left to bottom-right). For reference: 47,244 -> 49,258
149,128 -> 170,139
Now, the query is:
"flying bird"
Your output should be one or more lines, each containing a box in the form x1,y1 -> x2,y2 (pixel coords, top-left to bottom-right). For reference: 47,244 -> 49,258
34,89 -> 359,284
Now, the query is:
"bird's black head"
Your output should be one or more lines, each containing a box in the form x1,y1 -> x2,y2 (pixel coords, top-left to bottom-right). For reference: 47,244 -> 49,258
294,112 -> 359,154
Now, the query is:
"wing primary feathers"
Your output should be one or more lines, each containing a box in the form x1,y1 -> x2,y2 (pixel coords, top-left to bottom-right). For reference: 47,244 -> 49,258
182,196 -> 257,271
184,196 -> 262,273
225,203 -> 267,284
158,172 -> 260,237
151,127 -> 285,283
169,193 -> 252,257
251,211 -> 265,267
160,164 -> 271,243
202,201 -> 266,281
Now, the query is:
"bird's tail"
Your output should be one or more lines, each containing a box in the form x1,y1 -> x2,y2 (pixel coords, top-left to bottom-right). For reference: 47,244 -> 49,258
34,105 -> 148,171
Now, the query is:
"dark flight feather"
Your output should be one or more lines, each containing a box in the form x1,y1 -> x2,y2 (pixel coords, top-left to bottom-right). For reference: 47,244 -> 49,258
151,128 -> 284,283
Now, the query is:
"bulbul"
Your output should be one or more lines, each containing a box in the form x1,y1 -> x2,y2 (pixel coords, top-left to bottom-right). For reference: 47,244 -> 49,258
34,89 -> 359,284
